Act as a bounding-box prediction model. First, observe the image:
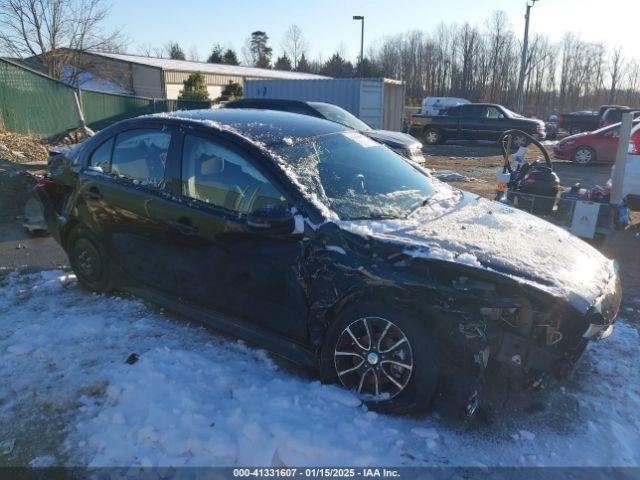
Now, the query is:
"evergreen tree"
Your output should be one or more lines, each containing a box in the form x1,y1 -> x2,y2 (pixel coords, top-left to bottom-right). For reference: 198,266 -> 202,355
296,53 -> 310,72
167,42 -> 186,60
223,49 -> 240,65
320,53 -> 354,77
249,31 -> 272,68
178,72 -> 210,100
207,44 -> 224,63
274,54 -> 292,71
356,58 -> 382,77
217,80 -> 243,101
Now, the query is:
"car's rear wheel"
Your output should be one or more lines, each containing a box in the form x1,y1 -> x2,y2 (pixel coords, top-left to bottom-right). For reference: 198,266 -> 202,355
67,225 -> 112,292
423,128 -> 442,145
569,126 -> 582,135
572,146 -> 596,164
321,303 -> 438,414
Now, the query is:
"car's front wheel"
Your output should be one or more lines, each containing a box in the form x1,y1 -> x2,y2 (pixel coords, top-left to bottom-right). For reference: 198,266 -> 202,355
67,225 -> 112,293
321,303 -> 438,414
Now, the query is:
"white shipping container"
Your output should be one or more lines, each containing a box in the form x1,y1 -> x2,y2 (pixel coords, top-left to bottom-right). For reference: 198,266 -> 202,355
243,78 -> 405,131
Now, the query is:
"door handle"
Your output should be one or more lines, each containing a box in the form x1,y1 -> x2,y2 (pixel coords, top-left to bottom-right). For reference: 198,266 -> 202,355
168,217 -> 198,236
87,186 -> 102,200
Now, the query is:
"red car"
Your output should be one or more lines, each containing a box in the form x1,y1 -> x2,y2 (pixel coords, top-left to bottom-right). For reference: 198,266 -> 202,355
554,120 -> 640,164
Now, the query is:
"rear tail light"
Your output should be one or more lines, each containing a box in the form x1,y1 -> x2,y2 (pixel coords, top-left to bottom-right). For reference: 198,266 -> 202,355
558,115 -> 564,125
409,114 -> 414,127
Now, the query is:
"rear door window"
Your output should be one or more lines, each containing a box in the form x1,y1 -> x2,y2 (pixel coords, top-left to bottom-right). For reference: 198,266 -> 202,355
111,129 -> 171,187
181,134 -> 287,213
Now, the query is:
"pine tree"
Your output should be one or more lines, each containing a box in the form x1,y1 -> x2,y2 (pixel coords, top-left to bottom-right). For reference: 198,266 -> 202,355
296,53 -> 310,72
223,49 -> 240,65
320,53 -> 354,77
274,54 -> 292,71
207,44 -> 224,63
217,81 -> 243,101
167,42 -> 186,60
179,72 -> 210,100
249,31 -> 272,68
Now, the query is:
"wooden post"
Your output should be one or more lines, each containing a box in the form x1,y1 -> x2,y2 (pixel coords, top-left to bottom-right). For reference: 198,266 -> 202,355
71,90 -> 86,130
610,112 -> 633,205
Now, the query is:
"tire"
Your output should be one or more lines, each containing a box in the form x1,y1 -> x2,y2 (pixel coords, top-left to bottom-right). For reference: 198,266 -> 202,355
510,133 -> 529,150
423,128 -> 443,145
572,146 -> 596,165
569,126 -> 582,135
320,302 -> 438,414
67,225 -> 112,293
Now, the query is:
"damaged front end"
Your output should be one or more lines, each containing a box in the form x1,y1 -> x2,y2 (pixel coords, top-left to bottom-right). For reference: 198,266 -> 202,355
425,261 -> 622,415
309,225 -> 622,415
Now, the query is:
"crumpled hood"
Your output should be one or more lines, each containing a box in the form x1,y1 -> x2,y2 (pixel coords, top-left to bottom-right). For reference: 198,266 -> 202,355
337,190 -> 616,313
362,129 -> 421,149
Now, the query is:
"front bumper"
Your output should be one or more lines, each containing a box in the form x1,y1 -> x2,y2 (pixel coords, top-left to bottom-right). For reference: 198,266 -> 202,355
492,271 -> 621,378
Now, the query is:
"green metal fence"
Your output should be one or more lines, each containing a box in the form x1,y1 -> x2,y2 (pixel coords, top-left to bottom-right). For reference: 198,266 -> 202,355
0,58 -> 79,138
0,57 -> 213,140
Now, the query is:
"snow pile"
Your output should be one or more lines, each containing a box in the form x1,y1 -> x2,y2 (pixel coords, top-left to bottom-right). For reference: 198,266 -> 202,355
1,271 -> 639,467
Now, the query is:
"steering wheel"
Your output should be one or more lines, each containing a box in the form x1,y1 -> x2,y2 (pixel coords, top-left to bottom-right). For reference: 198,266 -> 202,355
499,129 -> 552,176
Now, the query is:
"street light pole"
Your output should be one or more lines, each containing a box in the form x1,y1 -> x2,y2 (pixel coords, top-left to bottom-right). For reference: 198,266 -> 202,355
516,0 -> 538,114
353,15 -> 364,75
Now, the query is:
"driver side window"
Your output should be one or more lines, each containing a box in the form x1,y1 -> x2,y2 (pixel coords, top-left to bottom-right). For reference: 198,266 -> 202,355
485,107 -> 504,119
181,134 -> 287,213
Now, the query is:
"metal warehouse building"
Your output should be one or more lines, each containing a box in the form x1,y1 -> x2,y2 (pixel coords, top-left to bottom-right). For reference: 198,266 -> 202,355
75,51 -> 328,100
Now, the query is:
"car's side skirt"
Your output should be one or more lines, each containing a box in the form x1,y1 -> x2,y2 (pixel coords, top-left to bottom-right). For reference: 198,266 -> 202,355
125,286 -> 320,370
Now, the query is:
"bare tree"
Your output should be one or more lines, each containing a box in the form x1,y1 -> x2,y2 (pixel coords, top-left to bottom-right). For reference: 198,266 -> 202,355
0,0 -> 123,82
608,47 -> 626,104
281,24 -> 308,69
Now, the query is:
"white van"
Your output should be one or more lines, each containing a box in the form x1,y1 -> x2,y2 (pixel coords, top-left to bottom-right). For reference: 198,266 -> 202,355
420,97 -> 470,116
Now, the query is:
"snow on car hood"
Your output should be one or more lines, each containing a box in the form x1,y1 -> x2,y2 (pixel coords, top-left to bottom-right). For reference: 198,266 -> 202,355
336,191 -> 615,313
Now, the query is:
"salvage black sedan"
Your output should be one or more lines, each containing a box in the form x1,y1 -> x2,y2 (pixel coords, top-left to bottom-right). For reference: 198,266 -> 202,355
38,109 -> 621,415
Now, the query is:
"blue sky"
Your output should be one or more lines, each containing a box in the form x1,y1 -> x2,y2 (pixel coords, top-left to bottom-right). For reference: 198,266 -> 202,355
106,0 -> 638,62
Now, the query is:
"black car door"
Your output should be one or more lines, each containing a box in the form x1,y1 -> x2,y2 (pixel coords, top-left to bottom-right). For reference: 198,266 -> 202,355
155,127 -> 309,342
78,123 -> 179,293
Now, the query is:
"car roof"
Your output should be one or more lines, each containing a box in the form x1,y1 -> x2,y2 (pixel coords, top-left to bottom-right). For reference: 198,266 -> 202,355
225,98 -> 312,108
160,108 -> 349,146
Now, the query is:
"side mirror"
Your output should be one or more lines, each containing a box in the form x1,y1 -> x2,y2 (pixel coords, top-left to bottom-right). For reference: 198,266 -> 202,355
246,204 -> 296,235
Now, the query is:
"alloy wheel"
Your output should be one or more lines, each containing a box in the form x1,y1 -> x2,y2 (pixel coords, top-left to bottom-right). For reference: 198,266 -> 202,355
425,131 -> 439,144
334,316 -> 414,400
512,135 -> 527,148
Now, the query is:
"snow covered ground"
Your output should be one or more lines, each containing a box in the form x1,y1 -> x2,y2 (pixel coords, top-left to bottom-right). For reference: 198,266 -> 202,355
1,270 -> 639,467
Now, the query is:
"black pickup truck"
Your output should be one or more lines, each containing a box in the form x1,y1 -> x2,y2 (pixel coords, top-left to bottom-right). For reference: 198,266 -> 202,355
409,103 -> 546,147
557,105 -> 629,134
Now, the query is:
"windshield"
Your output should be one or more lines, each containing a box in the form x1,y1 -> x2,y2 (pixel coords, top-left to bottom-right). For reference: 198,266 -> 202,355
311,103 -> 372,131
502,107 -> 523,118
276,131 -> 438,220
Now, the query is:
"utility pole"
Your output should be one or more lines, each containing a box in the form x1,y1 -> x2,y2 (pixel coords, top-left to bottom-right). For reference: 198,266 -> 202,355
516,0 -> 538,114
353,15 -> 364,76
